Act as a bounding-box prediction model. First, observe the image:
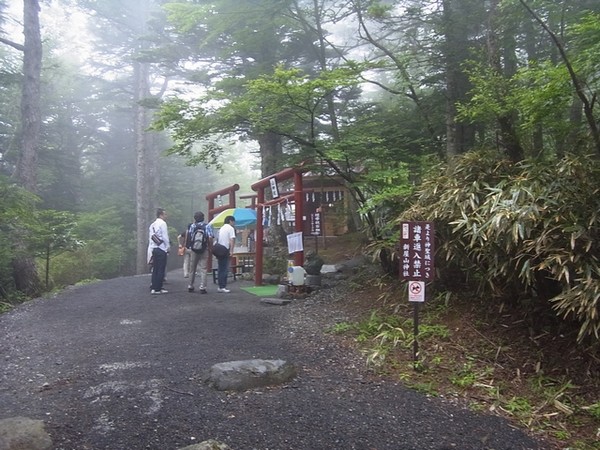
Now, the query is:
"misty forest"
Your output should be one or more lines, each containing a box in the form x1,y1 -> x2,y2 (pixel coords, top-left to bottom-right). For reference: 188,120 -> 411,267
1,0 -> 600,347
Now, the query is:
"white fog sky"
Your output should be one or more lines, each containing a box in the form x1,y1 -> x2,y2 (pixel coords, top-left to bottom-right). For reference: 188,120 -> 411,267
5,1 -> 91,58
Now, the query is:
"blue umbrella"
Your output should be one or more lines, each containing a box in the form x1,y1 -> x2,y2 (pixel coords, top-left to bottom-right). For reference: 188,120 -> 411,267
209,208 -> 257,228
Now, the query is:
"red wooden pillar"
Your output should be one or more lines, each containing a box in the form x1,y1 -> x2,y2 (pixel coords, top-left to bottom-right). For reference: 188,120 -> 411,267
206,184 -> 239,220
205,184 -> 239,273
251,166 -> 307,286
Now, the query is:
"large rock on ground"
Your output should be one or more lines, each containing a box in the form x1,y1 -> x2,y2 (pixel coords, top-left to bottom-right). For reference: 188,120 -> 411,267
0,417 -> 52,450
206,359 -> 296,391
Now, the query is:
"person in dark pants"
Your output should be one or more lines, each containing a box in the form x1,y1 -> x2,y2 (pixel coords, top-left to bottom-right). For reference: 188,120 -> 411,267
215,215 -> 236,293
148,208 -> 170,294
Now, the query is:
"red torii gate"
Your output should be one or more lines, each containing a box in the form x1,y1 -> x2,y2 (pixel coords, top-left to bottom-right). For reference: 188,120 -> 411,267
251,166 -> 306,286
206,184 -> 240,221
205,184 -> 240,272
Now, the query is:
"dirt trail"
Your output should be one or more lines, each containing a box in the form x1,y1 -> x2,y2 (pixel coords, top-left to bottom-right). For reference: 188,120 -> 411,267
0,270 -> 542,449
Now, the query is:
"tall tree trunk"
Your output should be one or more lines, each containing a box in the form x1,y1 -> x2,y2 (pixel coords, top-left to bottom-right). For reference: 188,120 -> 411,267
442,0 -> 477,160
133,0 -> 159,274
15,0 -> 42,193
488,0 -> 524,162
258,131 -> 283,178
12,0 -> 43,296
310,0 -> 340,141
134,62 -> 158,274
522,8 -> 544,158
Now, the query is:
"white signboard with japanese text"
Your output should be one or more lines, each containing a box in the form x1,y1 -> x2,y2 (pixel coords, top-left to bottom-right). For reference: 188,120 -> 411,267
400,221 -> 435,282
309,212 -> 322,236
269,177 -> 280,199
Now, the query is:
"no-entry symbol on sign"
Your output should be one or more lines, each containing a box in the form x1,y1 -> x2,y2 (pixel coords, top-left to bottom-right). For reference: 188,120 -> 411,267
408,281 -> 425,303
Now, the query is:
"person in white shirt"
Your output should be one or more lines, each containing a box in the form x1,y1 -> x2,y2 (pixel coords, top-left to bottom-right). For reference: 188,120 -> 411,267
215,215 -> 236,293
148,208 -> 170,294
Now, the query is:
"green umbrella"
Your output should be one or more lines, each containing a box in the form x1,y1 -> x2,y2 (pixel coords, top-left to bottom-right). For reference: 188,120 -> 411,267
209,208 -> 257,229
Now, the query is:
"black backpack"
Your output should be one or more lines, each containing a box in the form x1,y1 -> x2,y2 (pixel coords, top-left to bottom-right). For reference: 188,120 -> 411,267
188,222 -> 208,253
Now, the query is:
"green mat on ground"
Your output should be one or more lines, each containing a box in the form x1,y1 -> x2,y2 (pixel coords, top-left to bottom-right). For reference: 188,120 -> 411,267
240,285 -> 279,297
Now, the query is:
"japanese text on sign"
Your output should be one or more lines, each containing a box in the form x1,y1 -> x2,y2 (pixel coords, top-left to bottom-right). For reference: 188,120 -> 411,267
400,221 -> 435,281
309,212 -> 322,236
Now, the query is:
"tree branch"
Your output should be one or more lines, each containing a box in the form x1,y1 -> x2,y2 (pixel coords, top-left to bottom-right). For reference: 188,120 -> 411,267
519,0 -> 600,155
0,36 -> 25,52
352,1 -> 438,143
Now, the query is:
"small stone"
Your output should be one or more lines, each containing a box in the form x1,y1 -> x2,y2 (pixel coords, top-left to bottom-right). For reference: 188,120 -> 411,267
0,416 -> 52,450
260,298 -> 291,305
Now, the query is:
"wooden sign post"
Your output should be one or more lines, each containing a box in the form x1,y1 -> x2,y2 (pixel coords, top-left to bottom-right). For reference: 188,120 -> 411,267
399,221 -> 435,367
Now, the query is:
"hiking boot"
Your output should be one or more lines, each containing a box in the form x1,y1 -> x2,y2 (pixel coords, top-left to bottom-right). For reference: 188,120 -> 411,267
188,285 -> 194,292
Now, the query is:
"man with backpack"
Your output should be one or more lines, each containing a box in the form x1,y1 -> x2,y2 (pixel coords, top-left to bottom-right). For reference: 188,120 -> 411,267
185,211 -> 214,294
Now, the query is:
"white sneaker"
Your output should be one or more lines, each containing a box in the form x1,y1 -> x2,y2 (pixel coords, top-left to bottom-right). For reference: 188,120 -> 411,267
151,289 -> 168,294
217,288 -> 230,293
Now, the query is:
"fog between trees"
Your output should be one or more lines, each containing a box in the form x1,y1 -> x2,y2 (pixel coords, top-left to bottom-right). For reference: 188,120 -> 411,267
1,1 -> 599,343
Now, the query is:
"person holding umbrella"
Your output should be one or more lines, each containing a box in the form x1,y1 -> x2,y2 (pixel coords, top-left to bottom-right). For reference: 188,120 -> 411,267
214,215 -> 236,293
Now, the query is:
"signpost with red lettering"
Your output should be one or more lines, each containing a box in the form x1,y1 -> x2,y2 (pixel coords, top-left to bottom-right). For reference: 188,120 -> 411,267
400,221 -> 435,366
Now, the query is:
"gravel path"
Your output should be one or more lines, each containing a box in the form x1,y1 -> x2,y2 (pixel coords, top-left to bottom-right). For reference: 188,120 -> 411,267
0,270 -> 542,450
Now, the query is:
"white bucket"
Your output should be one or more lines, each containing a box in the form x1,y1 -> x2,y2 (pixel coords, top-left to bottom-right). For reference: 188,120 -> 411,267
288,266 -> 306,286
